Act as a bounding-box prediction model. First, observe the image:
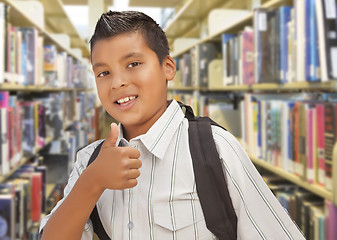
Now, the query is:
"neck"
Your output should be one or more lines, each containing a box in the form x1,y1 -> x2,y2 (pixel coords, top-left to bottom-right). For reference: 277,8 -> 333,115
122,104 -> 168,141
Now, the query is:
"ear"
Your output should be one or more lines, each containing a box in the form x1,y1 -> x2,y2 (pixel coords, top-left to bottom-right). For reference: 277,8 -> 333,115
163,56 -> 176,81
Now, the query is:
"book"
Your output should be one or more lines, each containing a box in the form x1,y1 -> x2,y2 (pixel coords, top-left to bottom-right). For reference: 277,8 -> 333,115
254,8 -> 279,83
325,200 -> 337,240
43,45 -> 57,71
9,96 -> 21,167
7,179 -> 25,239
0,91 -> 9,175
279,6 -> 293,83
316,0 -> 337,81
221,33 -> 236,86
324,102 -> 336,191
192,42 -> 221,87
21,101 -> 36,156
316,103 -> 325,186
0,193 -> 15,240
308,0 -> 320,81
19,27 -> 38,85
306,105 -> 315,184
295,0 -> 306,81
241,28 -> 254,85
182,53 -> 192,86
0,3 -> 5,85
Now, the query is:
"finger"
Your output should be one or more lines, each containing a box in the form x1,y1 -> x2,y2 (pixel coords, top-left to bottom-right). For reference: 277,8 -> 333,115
104,123 -> 119,147
128,158 -> 142,169
127,147 -> 141,159
125,179 -> 138,189
127,169 -> 140,179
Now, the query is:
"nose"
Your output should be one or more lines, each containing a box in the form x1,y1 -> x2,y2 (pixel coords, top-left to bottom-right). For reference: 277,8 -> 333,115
111,75 -> 127,89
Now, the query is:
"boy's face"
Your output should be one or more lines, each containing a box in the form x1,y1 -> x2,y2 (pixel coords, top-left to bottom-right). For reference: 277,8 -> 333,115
92,32 -> 176,138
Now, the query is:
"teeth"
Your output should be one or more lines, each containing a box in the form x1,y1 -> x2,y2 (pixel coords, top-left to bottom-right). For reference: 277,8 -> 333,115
117,96 -> 136,104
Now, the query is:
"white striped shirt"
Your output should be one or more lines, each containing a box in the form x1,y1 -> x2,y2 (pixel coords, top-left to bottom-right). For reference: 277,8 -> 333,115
40,99 -> 305,240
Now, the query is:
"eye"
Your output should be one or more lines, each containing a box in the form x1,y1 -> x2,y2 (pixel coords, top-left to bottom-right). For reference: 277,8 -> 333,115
127,62 -> 141,68
97,71 -> 109,77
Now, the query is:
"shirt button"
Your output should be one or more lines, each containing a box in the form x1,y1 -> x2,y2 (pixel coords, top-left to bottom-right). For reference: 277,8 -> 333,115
127,221 -> 134,230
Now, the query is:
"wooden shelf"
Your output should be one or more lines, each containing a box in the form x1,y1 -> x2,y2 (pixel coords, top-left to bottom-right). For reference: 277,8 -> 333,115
249,154 -> 333,202
168,81 -> 337,92
0,137 -> 54,184
0,83 -> 95,92
168,86 -> 208,91
46,183 -> 56,199
37,0 -> 90,58
250,81 -> 337,91
165,0 -> 225,39
208,85 -> 250,91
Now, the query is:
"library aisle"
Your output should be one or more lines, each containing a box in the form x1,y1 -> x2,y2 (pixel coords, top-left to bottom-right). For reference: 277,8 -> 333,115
0,0 -> 336,239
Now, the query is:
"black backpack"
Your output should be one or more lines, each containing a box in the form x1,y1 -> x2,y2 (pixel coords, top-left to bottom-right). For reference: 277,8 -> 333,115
87,102 -> 237,240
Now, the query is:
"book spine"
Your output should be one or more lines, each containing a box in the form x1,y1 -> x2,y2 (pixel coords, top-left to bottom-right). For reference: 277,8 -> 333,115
324,103 -> 335,191
306,107 -> 314,183
316,104 -> 325,186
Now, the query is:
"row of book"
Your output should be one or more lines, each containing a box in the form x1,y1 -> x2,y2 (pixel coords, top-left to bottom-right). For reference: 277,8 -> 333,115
173,0 -> 337,88
241,93 -> 337,192
0,90 -> 96,176
0,3 -> 94,88
263,174 -> 336,240
0,161 -> 47,240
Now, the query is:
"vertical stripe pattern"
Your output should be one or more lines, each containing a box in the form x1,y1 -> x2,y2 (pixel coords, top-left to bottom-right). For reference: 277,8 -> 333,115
40,100 -> 305,240
169,123 -> 182,239
148,155 -> 156,240
190,182 -> 198,240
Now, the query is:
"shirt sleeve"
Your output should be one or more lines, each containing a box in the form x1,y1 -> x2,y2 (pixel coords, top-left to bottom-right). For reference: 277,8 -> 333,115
212,126 -> 305,240
39,140 -> 104,240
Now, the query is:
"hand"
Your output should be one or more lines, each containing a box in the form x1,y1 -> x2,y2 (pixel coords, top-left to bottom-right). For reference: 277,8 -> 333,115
88,123 -> 142,191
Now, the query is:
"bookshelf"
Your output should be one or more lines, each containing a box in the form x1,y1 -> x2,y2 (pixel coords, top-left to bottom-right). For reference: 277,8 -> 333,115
169,0 -> 293,58
0,137 -> 53,184
0,0 -> 98,238
3,0 -> 85,61
248,152 -> 335,203
36,0 -> 90,58
168,2 -> 337,238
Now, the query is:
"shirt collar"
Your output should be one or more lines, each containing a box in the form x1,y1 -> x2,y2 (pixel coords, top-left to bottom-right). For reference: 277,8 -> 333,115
117,99 -> 185,159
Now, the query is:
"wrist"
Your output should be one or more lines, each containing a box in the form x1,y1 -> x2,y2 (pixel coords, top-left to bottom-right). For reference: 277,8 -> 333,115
80,167 -> 105,197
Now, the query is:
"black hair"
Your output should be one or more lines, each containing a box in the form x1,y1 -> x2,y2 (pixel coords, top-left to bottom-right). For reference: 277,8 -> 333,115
89,10 -> 170,64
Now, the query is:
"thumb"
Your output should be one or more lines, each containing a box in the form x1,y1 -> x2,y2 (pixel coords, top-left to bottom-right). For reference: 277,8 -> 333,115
105,122 -> 119,147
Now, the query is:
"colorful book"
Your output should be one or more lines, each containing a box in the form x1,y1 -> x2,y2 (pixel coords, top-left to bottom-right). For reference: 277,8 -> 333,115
19,27 -> 38,85
306,105 -> 315,184
316,103 -> 325,186
0,91 -> 9,175
324,102 -> 337,191
325,200 -> 337,240
241,28 -> 254,85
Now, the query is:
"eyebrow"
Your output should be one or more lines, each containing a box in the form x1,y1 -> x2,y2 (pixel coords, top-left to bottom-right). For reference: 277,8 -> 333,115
92,52 -> 144,71
122,52 -> 144,60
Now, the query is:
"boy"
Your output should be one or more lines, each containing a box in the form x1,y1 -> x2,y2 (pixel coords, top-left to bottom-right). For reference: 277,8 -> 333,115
40,11 -> 305,240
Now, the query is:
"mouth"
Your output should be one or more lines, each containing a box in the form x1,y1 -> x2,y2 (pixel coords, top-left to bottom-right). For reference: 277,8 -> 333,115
115,95 -> 138,106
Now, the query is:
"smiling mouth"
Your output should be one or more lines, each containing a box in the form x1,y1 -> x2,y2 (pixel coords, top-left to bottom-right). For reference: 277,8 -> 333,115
115,96 -> 138,105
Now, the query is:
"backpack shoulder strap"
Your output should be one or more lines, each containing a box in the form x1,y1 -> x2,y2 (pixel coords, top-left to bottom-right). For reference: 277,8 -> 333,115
179,101 -> 237,240
86,141 -> 111,240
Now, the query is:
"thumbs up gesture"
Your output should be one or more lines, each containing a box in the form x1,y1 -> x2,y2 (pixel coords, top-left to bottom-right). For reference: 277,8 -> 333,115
88,123 -> 142,191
